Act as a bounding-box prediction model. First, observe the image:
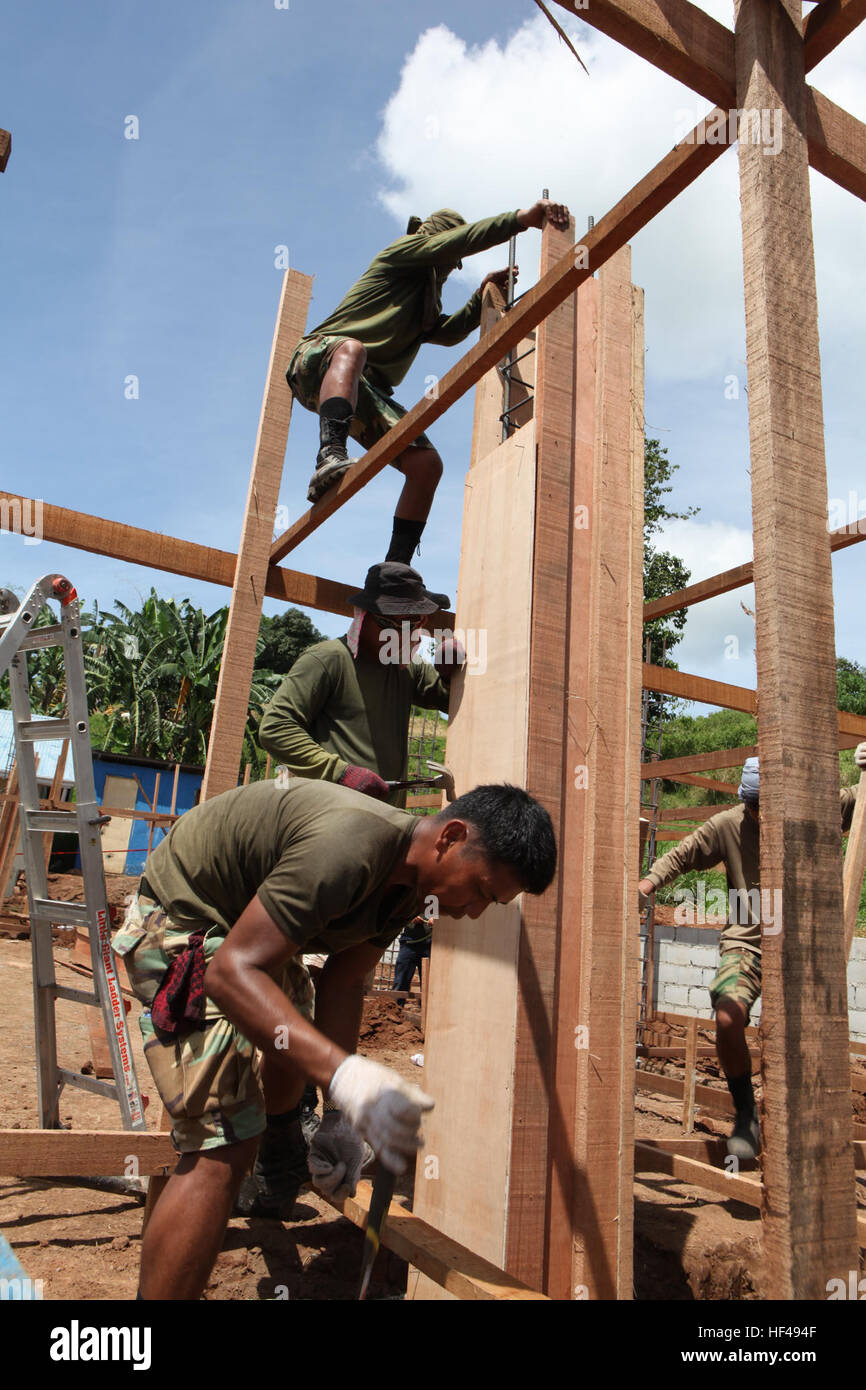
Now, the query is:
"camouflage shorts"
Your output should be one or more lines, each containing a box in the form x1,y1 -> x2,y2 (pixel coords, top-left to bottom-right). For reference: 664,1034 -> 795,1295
112,892 -> 315,1153
709,947 -> 762,1021
286,334 -> 434,455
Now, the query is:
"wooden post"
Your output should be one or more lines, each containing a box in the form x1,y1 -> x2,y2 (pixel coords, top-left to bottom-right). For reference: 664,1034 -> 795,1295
201,269 -> 312,800
567,246 -> 643,1300
735,0 -> 858,1297
682,1017 -> 698,1134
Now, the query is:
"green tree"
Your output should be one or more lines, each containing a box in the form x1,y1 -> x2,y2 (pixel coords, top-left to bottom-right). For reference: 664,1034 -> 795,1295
837,656 -> 866,716
643,438 -> 698,665
255,608 -> 326,676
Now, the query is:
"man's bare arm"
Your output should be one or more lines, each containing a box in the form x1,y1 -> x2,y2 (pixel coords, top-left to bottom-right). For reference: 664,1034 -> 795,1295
205,896 -> 346,1090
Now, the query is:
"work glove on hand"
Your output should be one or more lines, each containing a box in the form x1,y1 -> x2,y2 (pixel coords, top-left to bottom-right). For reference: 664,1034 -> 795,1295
432,635 -> 466,681
328,1054 -> 434,1175
338,765 -> 390,799
855,742 -> 866,771
307,1110 -> 365,1201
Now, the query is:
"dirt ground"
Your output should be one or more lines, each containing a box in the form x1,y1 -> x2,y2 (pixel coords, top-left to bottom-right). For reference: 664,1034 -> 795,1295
1,875 -> 864,1301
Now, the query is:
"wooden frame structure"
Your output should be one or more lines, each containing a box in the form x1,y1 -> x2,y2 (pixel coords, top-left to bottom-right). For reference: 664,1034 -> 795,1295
2,0 -> 866,1301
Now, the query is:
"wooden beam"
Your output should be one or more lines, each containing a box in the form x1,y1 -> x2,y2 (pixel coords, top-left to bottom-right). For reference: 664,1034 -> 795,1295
553,0 -> 866,201
0,491 -> 452,631
663,773 -> 741,795
636,1067 -> 735,1115
201,271 -> 312,799
736,0 -> 858,1298
643,662 -> 866,740
0,1129 -> 176,1175
268,113 -> 729,563
641,746 -> 758,779
636,1142 -> 866,1244
643,521 -> 866,623
652,802 -> 738,821
0,129 -> 10,173
802,0 -> 866,69
318,1181 -> 548,1300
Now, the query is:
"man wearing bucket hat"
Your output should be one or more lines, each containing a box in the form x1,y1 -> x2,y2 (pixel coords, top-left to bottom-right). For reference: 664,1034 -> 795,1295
249,562 -> 462,1217
638,748 -> 865,1160
285,197 -> 570,561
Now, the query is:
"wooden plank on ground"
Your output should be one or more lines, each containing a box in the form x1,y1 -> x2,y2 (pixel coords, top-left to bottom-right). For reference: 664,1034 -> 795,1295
735,0 -> 859,1299
201,270 -> 312,799
318,1181 -> 548,1300
0,1129 -> 175,1175
636,1067 -> 735,1115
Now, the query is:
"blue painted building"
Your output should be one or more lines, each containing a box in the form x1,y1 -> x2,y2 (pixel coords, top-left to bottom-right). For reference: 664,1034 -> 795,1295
85,752 -> 204,877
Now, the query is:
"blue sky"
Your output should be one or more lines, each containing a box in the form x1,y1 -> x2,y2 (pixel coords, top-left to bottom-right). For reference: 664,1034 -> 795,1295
2,1 -> 863,707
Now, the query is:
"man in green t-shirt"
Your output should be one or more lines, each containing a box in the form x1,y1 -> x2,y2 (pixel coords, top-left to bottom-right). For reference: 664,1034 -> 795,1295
286,196 -> 569,563
113,778 -> 556,1300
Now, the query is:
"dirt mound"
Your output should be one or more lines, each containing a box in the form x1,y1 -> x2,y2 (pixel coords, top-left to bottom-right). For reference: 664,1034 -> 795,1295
359,997 -> 423,1051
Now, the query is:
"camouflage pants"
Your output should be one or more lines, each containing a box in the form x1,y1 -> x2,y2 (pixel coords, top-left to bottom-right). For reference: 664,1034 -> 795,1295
112,892 -> 314,1153
709,946 -> 762,1021
286,333 -> 434,454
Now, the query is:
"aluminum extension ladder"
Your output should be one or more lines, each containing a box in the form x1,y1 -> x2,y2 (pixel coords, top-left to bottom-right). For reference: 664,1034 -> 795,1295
0,575 -> 145,1131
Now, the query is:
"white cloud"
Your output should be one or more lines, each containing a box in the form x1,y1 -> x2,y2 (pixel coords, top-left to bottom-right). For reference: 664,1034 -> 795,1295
653,518 -> 756,692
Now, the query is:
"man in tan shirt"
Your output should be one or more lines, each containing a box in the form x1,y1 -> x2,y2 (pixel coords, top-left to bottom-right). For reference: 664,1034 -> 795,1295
638,749 -> 864,1159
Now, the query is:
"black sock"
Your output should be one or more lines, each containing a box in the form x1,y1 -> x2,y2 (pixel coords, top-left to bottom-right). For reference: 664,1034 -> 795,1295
726,1071 -> 754,1115
386,516 -> 425,564
319,395 -> 353,423
266,1105 -> 302,1129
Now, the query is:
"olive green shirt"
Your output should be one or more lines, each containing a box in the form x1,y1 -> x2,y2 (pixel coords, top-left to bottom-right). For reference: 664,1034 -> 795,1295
257,636 -> 449,787
302,210 -> 522,390
143,780 -> 422,955
645,787 -> 858,952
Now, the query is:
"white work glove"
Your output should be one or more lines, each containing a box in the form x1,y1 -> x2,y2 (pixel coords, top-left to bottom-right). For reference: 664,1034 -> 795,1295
328,1054 -> 434,1175
855,742 -> 866,771
307,1111 -> 365,1201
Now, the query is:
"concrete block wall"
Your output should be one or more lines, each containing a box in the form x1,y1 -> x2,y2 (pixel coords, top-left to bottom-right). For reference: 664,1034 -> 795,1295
641,927 -> 866,1043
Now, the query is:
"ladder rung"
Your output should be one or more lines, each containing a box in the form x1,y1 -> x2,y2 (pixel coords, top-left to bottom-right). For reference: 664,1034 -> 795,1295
17,624 -> 63,651
58,1068 -> 119,1103
16,718 -> 72,742
31,898 -> 90,927
54,984 -> 100,1008
24,809 -> 80,833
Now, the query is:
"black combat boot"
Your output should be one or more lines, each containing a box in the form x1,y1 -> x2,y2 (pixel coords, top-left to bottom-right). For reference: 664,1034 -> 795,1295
307,397 -> 358,503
